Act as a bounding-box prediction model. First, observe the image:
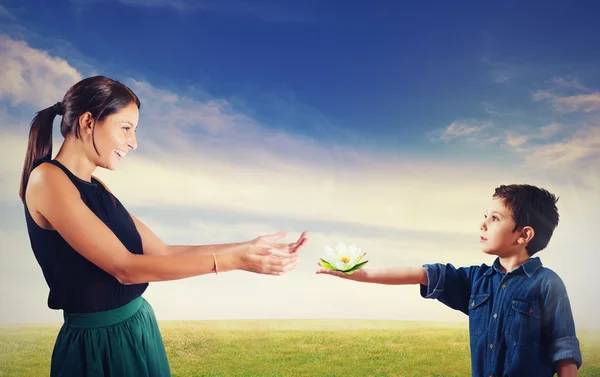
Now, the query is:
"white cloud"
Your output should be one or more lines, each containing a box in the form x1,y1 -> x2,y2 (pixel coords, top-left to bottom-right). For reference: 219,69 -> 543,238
0,35 -> 82,109
504,123 -> 562,149
517,125 -> 600,174
539,122 -> 561,138
505,132 -> 529,147
533,90 -> 600,113
551,76 -> 590,92
0,35 -> 598,329
439,83 -> 599,189
430,121 -> 490,143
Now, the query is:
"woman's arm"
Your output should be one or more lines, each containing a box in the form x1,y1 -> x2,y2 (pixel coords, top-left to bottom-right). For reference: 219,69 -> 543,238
27,164 -> 303,285
128,212 -> 307,258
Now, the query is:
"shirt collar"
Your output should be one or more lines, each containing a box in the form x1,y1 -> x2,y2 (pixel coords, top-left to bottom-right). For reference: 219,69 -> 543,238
484,257 -> 543,278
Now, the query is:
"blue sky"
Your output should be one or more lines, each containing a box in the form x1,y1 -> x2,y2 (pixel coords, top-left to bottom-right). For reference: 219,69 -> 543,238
6,0 -> 600,155
0,1 -> 599,327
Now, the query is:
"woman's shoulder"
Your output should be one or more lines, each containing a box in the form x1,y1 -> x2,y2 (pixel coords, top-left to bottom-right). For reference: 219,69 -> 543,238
28,161 -> 76,195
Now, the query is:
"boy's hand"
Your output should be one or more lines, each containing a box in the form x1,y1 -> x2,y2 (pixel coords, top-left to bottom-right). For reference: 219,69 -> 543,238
315,261 -> 368,281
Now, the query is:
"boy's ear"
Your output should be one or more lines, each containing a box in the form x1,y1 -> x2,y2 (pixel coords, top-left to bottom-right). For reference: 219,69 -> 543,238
517,226 -> 535,245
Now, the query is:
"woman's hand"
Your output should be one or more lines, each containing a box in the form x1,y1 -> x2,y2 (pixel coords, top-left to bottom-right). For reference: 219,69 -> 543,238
236,231 -> 308,275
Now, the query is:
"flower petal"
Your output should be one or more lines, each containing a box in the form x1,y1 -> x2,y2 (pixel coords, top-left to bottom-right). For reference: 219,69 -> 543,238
323,245 -> 335,258
347,244 -> 357,257
335,241 -> 348,255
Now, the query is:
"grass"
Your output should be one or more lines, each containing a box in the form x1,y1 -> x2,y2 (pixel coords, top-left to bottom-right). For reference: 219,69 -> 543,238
1,320 -> 599,376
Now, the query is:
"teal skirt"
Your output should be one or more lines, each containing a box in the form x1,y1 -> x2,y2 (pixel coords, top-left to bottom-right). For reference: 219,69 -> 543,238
51,296 -> 171,377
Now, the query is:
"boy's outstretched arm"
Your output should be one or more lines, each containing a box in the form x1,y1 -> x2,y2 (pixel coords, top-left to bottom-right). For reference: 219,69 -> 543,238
316,262 -> 476,315
315,265 -> 427,285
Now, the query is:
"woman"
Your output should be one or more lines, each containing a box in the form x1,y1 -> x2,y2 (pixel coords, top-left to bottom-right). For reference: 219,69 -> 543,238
19,75 -> 308,377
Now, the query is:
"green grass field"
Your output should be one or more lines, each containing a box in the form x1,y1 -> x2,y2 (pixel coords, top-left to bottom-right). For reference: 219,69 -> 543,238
1,320 -> 599,376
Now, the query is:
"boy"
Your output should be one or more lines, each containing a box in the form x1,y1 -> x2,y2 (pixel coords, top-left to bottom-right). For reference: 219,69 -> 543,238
317,184 -> 582,377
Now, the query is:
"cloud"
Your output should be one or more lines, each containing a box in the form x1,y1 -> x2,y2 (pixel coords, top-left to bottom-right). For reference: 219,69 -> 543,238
0,35 -> 82,109
427,121 -> 498,145
0,35 -> 595,236
440,121 -> 488,140
505,123 -> 562,148
551,76 -> 590,92
518,82 -> 600,181
539,123 -> 561,138
533,90 -> 600,113
1,35 -> 598,328
505,132 -> 529,147
517,125 -> 600,173
129,79 -> 249,134
431,73 -> 599,189
533,77 -> 600,114
481,56 -> 532,85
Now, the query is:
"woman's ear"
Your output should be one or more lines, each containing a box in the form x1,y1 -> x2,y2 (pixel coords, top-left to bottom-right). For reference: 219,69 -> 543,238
78,112 -> 95,135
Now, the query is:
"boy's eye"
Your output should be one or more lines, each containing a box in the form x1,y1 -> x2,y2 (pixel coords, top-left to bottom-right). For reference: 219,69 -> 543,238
122,126 -> 131,131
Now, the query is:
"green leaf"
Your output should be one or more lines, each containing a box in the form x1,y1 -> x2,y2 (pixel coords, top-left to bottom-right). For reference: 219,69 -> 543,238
319,259 -> 337,271
342,260 -> 368,275
341,260 -> 368,272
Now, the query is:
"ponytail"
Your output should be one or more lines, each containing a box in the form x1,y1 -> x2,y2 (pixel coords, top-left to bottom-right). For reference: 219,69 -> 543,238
19,102 -> 64,202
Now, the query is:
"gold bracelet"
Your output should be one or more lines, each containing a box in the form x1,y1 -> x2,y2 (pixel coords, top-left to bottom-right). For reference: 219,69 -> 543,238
212,253 -> 219,274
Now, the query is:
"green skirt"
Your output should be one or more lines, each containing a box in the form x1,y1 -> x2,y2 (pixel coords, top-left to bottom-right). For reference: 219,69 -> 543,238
51,296 -> 171,377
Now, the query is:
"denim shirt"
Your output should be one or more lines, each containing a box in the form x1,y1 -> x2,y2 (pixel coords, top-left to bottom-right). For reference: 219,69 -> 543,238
421,257 -> 582,377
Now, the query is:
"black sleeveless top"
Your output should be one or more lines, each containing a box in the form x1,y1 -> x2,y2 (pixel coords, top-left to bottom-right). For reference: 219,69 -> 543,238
24,160 -> 148,313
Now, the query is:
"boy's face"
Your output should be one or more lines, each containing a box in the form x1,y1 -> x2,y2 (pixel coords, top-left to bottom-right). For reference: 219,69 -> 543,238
479,198 -> 528,257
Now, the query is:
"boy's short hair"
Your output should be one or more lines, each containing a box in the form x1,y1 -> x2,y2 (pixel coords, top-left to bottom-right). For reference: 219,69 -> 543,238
493,184 -> 560,256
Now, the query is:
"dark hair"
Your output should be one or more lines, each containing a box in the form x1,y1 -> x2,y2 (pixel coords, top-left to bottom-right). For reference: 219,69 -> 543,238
493,184 -> 560,256
19,75 -> 140,202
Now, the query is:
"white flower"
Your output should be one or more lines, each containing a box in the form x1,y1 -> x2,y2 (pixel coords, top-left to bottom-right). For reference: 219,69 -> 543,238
320,241 -> 368,275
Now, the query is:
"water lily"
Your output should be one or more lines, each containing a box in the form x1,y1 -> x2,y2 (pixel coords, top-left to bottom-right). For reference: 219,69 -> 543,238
319,241 -> 368,275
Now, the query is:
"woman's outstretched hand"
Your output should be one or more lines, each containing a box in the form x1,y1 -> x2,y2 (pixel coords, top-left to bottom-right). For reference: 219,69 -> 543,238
237,231 -> 308,275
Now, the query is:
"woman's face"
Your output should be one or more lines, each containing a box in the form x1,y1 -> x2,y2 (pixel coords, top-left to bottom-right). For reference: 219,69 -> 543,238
81,101 -> 139,171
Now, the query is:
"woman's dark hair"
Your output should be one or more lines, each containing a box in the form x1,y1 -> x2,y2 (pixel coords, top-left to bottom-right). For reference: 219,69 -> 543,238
19,75 -> 141,202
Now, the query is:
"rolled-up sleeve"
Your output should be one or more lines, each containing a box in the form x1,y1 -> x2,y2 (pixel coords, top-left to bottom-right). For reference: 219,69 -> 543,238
544,292 -> 583,370
420,263 -> 478,315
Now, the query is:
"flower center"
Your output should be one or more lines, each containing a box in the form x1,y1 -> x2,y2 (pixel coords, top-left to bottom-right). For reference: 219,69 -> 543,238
340,256 -> 350,263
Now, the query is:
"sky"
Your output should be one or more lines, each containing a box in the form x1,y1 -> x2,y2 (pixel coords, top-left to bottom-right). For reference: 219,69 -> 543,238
0,1 -> 599,329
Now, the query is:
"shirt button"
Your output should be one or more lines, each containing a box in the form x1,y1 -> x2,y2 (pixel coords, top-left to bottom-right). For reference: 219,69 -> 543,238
501,284 -> 506,289
489,344 -> 494,349
493,313 -> 498,319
